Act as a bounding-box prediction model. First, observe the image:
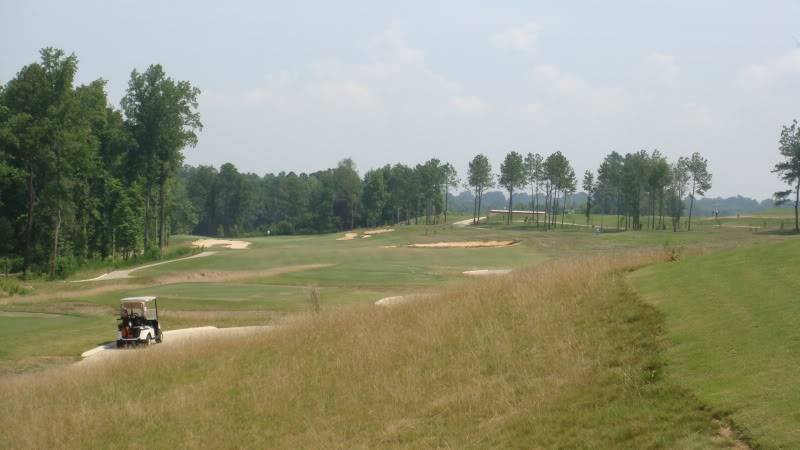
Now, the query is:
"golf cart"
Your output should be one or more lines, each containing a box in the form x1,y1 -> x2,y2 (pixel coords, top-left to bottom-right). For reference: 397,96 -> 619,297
116,296 -> 163,348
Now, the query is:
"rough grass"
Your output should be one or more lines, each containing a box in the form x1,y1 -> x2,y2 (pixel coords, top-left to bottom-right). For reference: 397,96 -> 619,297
0,252 -> 730,449
631,238 -> 800,448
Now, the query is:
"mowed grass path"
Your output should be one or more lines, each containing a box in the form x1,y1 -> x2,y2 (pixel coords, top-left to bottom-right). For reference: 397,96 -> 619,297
631,237 -> 800,448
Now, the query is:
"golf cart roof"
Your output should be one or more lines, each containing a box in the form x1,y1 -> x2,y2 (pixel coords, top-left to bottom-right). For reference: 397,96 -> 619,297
120,296 -> 157,303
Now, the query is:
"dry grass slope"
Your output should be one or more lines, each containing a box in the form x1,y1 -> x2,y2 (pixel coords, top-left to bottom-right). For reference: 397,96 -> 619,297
0,252 -> 728,448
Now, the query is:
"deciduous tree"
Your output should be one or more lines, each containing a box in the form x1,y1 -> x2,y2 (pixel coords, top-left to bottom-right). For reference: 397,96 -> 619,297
773,120 -> 800,232
499,151 -> 526,224
467,154 -> 493,224
686,152 -> 712,231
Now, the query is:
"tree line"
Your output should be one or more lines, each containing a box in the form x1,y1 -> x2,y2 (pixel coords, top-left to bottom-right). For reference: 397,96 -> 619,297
0,48 -> 721,278
169,158 -> 460,238
0,48 -> 200,277
466,149 -> 712,232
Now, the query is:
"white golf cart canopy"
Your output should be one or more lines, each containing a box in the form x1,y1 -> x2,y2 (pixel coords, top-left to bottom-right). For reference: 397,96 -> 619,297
120,296 -> 158,320
120,296 -> 157,303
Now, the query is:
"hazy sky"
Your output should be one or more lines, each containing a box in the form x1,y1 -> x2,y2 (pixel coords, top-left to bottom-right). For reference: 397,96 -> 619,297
3,0 -> 800,199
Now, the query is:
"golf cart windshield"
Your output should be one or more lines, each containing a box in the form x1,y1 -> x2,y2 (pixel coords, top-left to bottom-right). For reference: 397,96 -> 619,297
121,302 -> 156,320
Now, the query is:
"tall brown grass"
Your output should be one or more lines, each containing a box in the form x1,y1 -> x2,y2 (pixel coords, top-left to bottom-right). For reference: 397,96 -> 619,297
0,251 -> 722,448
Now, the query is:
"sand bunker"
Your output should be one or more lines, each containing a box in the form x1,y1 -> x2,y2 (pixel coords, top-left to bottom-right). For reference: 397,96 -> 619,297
192,239 -> 251,249
375,294 -> 423,306
463,269 -> 512,276
363,228 -> 395,235
337,228 -> 394,240
375,296 -> 408,306
380,245 -> 398,249
407,240 -> 519,249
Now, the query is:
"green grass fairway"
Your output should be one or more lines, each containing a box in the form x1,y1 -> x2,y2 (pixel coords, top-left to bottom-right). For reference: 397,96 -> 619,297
0,223 -> 788,374
0,312 -> 110,374
631,237 -> 800,448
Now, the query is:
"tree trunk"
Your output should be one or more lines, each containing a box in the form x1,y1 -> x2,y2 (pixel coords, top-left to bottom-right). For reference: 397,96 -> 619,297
50,206 -> 61,278
586,195 -> 591,225
158,177 -> 166,256
23,168 -> 34,278
507,188 -> 513,224
477,187 -> 483,224
553,190 -> 559,228
688,180 -> 696,231
444,188 -> 448,224
144,180 -> 151,251
795,182 -> 799,232
472,189 -> 478,224
351,195 -> 356,230
530,185 -> 535,214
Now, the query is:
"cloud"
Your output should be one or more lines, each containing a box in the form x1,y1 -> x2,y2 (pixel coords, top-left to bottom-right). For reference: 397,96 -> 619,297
307,80 -> 377,110
492,22 -> 540,51
740,49 -> 800,88
533,64 -> 629,114
646,52 -> 679,84
241,71 -> 293,106
368,28 -> 425,65
200,89 -> 228,107
450,95 -> 487,113
534,64 -> 585,94
225,27 -> 485,117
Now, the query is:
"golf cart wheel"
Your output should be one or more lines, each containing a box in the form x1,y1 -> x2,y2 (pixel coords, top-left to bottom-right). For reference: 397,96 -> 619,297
116,340 -> 124,349
156,333 -> 162,344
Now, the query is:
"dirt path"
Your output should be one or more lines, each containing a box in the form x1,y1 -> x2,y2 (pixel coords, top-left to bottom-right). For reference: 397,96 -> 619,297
71,251 -> 217,282
452,217 -> 486,227
78,325 -> 272,365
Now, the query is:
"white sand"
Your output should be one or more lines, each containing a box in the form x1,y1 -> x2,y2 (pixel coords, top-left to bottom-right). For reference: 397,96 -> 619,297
192,238 -> 251,249
363,228 -> 395,235
336,233 -> 359,241
462,269 -> 512,276
374,294 -> 425,306
407,240 -> 519,249
79,325 -> 272,365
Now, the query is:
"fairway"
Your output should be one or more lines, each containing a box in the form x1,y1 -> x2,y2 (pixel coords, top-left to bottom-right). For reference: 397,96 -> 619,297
631,237 -> 800,448
0,225 -> 551,372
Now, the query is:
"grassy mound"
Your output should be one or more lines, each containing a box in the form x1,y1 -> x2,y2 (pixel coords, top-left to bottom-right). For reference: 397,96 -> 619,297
1,252 -> 728,448
632,238 -> 800,448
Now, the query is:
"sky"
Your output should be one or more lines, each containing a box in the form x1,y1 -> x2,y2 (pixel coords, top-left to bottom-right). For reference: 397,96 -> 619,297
2,0 -> 800,199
